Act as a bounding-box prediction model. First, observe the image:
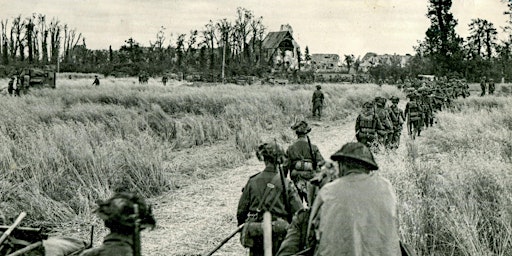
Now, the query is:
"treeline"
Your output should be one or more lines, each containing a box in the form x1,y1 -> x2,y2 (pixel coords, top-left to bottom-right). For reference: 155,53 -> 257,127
368,0 -> 512,83
0,7 -> 278,81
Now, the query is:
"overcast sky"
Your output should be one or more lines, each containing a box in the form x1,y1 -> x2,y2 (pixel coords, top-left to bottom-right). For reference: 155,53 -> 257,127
2,0 -> 510,57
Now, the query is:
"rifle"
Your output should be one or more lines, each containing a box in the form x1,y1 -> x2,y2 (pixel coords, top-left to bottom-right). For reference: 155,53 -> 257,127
203,224 -> 244,256
275,139 -> 292,223
306,136 -> 317,171
0,212 -> 27,246
133,204 -> 141,256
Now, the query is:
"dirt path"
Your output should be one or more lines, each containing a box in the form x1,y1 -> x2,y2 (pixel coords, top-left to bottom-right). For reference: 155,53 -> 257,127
142,118 -> 358,256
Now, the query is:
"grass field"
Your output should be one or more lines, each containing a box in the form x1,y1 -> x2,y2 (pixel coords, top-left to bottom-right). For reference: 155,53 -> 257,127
1,76 -> 511,255
0,77 -> 401,226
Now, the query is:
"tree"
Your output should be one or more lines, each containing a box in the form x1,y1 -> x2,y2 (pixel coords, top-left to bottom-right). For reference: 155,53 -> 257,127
304,46 -> 311,62
175,33 -> 186,68
467,19 -> 497,59
418,0 -> 464,75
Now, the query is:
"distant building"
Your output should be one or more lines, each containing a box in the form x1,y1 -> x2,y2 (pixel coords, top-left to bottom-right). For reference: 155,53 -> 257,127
262,25 -> 300,70
359,52 -> 412,72
310,54 -> 341,71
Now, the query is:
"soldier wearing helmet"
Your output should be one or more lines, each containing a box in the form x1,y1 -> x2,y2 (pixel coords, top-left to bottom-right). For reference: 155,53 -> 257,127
307,142 -> 400,256
480,76 -> 487,96
388,96 -> 404,149
405,92 -> 424,138
488,78 -> 495,95
237,141 -> 303,256
373,97 -> 394,148
355,101 -> 382,148
312,85 -> 324,119
79,192 -> 156,256
286,121 -> 325,205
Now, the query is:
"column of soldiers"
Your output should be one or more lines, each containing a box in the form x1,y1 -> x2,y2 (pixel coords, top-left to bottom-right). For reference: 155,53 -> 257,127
355,77 -> 470,147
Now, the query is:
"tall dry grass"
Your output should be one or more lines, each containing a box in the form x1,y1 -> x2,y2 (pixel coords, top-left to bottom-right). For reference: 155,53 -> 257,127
379,96 -> 512,255
0,79 -> 401,226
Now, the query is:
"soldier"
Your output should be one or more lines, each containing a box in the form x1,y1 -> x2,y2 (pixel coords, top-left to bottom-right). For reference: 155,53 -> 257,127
419,89 -> 434,128
388,96 -> 404,149
404,93 -> 424,138
237,142 -> 304,256
92,75 -> 100,86
286,121 -> 325,205
276,162 -> 338,256
307,142 -> 401,256
79,192 -> 156,256
355,101 -> 381,148
374,97 -> 393,148
480,76 -> 486,96
311,85 -> 324,119
7,76 -> 15,96
488,78 -> 495,95
162,75 -> 168,86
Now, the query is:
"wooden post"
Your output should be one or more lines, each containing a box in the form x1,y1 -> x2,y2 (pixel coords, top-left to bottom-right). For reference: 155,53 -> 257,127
262,211 -> 272,256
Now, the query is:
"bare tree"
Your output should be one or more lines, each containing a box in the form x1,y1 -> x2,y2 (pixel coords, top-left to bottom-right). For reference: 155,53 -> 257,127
1,19 -> 8,64
49,18 -> 61,64
202,20 -> 216,69
234,7 -> 253,63
37,14 -> 48,64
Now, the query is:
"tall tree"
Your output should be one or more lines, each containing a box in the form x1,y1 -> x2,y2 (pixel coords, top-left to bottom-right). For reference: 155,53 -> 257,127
304,46 -> 311,61
418,0 -> 464,74
344,54 -> 354,73
1,19 -> 8,64
467,18 -> 497,59
49,18 -> 61,64
26,17 -> 35,63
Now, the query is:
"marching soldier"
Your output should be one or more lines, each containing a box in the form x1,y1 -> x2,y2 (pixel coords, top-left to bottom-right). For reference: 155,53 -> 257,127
404,93 -> 424,138
286,121 -> 325,205
80,192 -> 156,256
311,85 -> 324,119
355,101 -> 382,148
480,76 -> 486,96
307,142 -> 401,256
92,75 -> 100,86
374,97 -> 394,148
237,142 -> 303,256
162,75 -> 168,86
488,78 -> 495,95
388,96 -> 404,149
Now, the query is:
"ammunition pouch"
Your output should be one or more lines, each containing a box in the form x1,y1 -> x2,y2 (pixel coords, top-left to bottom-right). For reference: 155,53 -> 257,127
290,169 -> 315,181
240,218 -> 289,248
293,160 -> 314,172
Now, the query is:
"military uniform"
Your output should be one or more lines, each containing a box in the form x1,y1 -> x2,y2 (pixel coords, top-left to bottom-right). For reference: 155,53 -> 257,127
80,233 -> 132,256
238,142 -> 303,256
307,143 -> 400,256
374,97 -> 393,148
480,77 -> 486,96
355,101 -> 382,148
286,121 -> 324,205
404,93 -> 423,138
312,85 -> 324,118
93,76 -> 100,86
79,192 -> 156,256
388,97 -> 404,149
488,79 -> 495,95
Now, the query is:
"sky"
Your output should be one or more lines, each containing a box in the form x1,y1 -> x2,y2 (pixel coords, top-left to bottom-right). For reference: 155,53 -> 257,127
2,0 -> 510,58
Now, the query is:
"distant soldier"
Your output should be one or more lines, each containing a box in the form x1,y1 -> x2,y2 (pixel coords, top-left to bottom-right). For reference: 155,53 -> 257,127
237,142 -> 303,256
374,97 -> 394,148
7,76 -> 15,96
488,78 -> 495,95
388,96 -> 404,149
92,75 -> 100,86
480,76 -> 486,96
307,142 -> 401,256
162,75 -> 168,86
286,121 -> 325,205
311,85 -> 324,119
79,192 -> 156,256
404,93 -> 424,138
355,101 -> 381,148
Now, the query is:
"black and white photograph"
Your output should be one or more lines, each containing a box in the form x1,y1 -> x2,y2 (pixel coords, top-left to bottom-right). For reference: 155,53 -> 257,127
1,1 -> 511,255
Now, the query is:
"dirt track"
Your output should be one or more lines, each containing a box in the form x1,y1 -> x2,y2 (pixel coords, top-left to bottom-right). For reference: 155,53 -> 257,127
142,117 -> 359,256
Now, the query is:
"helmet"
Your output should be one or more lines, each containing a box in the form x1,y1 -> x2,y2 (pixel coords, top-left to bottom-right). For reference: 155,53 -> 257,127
390,96 -> 399,103
362,101 -> 373,109
316,85 -> 321,89
256,142 -> 286,164
291,120 -> 312,135
374,97 -> 386,106
330,142 -> 378,170
95,192 -> 156,233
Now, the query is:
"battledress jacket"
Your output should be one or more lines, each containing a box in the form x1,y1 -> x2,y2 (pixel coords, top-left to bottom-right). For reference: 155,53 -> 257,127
237,166 -> 304,226
286,138 -> 324,176
308,172 -> 401,256
79,233 -> 133,256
